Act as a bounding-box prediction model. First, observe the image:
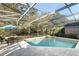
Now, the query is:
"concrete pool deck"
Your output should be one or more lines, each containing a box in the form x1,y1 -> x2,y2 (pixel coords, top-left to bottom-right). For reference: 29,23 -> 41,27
1,36 -> 79,56
0,41 -> 79,56
5,45 -> 79,56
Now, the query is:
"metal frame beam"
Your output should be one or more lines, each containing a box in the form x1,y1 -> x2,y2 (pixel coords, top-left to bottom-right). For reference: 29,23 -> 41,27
16,3 -> 36,26
50,12 -> 79,20
25,3 -> 78,28
56,3 -> 78,12
28,3 -> 78,25
26,3 -> 47,13
64,3 -> 76,21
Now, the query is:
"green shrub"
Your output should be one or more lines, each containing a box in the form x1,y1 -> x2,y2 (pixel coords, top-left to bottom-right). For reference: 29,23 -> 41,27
50,27 -> 65,37
54,28 -> 65,37
14,28 -> 29,36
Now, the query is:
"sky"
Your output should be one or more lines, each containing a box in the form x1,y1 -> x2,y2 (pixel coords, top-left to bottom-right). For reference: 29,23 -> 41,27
34,3 -> 79,20
34,3 -> 65,12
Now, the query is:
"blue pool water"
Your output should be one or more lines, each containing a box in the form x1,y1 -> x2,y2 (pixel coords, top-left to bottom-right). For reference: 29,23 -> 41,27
27,38 -> 77,48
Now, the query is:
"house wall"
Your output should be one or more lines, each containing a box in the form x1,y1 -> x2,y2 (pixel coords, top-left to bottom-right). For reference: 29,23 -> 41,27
65,26 -> 79,35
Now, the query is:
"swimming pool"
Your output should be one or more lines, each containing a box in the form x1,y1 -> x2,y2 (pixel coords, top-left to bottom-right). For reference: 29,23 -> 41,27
27,37 -> 77,48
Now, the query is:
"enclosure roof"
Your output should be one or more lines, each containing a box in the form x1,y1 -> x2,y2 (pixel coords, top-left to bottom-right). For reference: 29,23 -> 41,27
65,22 -> 79,27
0,3 -> 79,27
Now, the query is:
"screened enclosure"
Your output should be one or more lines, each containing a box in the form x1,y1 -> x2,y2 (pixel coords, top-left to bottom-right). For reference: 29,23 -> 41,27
0,3 -> 79,27
0,3 -> 79,37
1,3 -> 79,56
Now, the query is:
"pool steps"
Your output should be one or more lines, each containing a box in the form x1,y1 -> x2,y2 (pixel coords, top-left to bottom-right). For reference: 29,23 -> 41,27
75,42 -> 79,48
